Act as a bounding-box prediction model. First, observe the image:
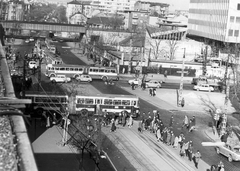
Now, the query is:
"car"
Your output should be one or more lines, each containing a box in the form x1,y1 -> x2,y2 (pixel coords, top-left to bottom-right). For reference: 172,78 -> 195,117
28,61 -> 38,69
76,75 -> 92,82
50,75 -> 71,83
216,143 -> 240,162
25,39 -> 30,43
145,80 -> 161,88
193,84 -> 214,92
29,37 -> 34,42
128,78 -> 142,85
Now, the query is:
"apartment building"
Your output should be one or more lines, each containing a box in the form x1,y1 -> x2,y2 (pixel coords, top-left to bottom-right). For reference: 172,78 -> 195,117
188,0 -> 240,43
6,1 -> 24,21
96,0 -> 136,13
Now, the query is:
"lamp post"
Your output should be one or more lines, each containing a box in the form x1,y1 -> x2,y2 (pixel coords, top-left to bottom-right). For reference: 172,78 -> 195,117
178,48 -> 186,107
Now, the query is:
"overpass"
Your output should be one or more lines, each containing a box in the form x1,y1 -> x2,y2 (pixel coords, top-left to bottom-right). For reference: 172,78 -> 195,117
0,20 -> 86,33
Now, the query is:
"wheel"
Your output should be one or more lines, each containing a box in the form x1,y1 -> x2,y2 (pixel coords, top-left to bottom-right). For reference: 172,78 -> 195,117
216,147 -> 220,154
102,76 -> 108,82
228,155 -> 233,162
50,74 -> 56,77
197,88 -> 200,91
80,109 -> 88,116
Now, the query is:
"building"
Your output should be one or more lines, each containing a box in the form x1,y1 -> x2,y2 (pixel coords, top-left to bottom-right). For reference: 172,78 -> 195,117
66,0 -> 93,24
188,0 -> 240,43
6,1 -> 24,21
134,1 -> 169,16
95,0 -> 136,13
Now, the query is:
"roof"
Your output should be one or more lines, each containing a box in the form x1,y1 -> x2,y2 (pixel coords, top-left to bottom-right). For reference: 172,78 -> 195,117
136,1 -> 169,7
67,0 -> 91,5
119,35 -> 145,47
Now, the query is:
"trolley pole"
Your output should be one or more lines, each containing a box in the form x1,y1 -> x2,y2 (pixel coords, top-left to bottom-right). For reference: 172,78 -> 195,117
178,48 -> 186,106
22,54 -> 27,98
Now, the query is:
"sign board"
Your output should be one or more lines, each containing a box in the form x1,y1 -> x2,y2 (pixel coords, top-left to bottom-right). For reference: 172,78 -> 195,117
176,71 -> 189,74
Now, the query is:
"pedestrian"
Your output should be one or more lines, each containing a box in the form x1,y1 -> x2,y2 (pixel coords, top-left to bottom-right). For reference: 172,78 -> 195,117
217,161 -> 224,171
173,136 -> 179,149
182,115 -> 189,129
169,115 -> 174,128
122,112 -> 127,127
166,129 -> 171,145
110,119 -> 116,132
170,131 -> 175,146
180,142 -> 186,157
164,70 -> 168,82
131,82 -> 135,90
193,150 -> 201,169
138,120 -> 143,133
188,141 -> 193,161
189,116 -> 196,132
46,114 -> 51,128
181,97 -> 185,107
149,88 -> 153,96
128,115 -> 133,128
153,88 -> 156,96
184,141 -> 189,158
156,127 -> 162,141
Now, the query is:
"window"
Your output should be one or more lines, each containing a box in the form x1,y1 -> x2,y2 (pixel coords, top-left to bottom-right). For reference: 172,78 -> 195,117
77,98 -> 85,104
104,99 -> 112,105
228,29 -> 233,36
85,98 -> 94,104
70,68 -> 74,71
230,16 -> 235,22
99,69 -> 104,72
60,67 -> 65,71
66,68 -> 69,71
238,4 -> 240,10
234,30 -> 239,37
113,100 -> 121,105
122,100 -> 130,105
74,68 -> 78,71
236,17 -> 240,23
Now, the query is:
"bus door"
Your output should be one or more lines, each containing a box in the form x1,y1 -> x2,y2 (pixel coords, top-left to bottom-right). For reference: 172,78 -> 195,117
95,98 -> 102,115
83,67 -> 88,74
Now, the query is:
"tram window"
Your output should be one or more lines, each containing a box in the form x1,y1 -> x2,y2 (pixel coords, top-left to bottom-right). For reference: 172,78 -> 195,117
55,67 -> 59,70
104,99 -> 112,105
77,98 -> 85,104
122,100 -> 130,105
89,68 -> 93,72
70,68 -> 74,71
96,99 -> 102,104
132,100 -> 137,106
111,70 -> 116,73
66,68 -> 69,71
85,98 -> 94,104
60,67 -> 65,71
99,69 -> 104,72
105,70 -> 110,73
79,68 -> 83,71
74,68 -> 78,71
60,98 -> 67,103
113,100 -> 121,105
93,69 -> 99,72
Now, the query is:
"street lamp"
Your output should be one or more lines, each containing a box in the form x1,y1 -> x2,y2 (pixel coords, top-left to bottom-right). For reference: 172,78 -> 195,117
178,48 -> 186,107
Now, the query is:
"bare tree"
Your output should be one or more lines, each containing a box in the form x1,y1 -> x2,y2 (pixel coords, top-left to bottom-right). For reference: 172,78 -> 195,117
167,39 -> 179,60
146,38 -> 162,59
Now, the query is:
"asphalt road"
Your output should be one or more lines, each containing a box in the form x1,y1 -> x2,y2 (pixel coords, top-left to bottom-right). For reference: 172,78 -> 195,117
12,40 -> 240,171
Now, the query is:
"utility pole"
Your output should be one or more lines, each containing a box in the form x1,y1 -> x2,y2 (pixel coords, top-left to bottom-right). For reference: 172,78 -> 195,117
128,34 -> 132,74
22,54 -> 27,98
203,45 -> 208,76
178,48 -> 186,107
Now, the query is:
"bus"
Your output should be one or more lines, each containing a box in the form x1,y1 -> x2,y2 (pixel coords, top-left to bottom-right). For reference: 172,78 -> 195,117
45,51 -> 63,65
75,94 -> 140,118
45,64 -> 119,81
23,92 -> 68,117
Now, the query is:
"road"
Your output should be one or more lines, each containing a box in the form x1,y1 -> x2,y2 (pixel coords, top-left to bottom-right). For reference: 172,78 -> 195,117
12,40 -> 240,171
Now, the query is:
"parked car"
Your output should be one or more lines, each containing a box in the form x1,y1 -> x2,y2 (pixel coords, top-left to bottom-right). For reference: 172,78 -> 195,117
128,78 -> 142,85
193,84 -> 214,92
29,37 -> 34,42
28,61 -> 38,69
50,75 -> 71,83
145,80 -> 161,88
25,39 -> 30,43
216,143 -> 240,162
76,75 -> 92,82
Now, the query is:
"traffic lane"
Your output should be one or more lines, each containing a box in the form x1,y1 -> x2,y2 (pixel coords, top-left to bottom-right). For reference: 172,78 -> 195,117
90,80 -> 240,170
52,42 -> 86,65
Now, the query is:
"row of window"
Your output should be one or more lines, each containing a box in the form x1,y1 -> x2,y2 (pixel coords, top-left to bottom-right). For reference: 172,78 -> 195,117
230,16 -> 240,23
48,67 -> 116,73
228,29 -> 239,37
76,98 -> 137,106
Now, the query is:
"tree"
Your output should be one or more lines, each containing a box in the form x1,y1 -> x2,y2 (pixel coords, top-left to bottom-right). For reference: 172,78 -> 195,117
167,39 -> 179,60
54,5 -> 68,23
147,38 -> 162,59
109,13 -> 125,30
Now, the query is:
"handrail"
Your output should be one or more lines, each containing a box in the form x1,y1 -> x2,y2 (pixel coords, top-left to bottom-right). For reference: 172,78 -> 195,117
0,41 -> 38,171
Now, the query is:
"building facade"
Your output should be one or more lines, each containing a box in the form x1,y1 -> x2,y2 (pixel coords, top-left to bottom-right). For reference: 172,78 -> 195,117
188,0 -> 240,43
96,0 -> 136,13
6,1 -> 24,21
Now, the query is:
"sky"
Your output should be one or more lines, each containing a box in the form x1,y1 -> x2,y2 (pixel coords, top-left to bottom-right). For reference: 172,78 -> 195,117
48,0 -> 190,11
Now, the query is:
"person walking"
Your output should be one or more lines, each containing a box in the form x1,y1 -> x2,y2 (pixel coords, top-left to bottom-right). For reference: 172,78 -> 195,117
217,161 -> 224,171
131,82 -> 135,90
182,115 -> 189,129
110,119 -> 116,132
122,112 -> 127,127
173,135 -> 179,149
149,88 -> 153,96
188,141 -> 193,161
193,150 -> 201,169
181,97 -> 185,107
189,116 -> 196,132
153,88 -> 156,97
170,131 -> 175,146
128,115 -> 133,128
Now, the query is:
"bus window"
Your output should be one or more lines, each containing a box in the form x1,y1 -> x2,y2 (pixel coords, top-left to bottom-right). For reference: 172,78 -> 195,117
79,68 -> 83,71
93,69 -> 99,72
55,67 -> 59,70
66,68 -> 69,71
111,70 -> 116,73
70,68 -> 74,71
96,99 -> 102,104
105,70 -> 110,73
77,98 -> 85,104
85,98 -> 94,104
132,100 -> 137,106
60,67 -> 65,71
122,100 -> 130,105
113,100 -> 121,105
90,68 -> 93,72
109,99 -> 113,105
99,69 -> 104,72
104,99 -> 112,105
74,68 -> 78,71
60,97 -> 67,103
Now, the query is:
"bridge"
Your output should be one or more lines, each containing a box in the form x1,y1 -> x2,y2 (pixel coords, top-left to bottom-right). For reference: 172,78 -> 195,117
0,20 -> 86,33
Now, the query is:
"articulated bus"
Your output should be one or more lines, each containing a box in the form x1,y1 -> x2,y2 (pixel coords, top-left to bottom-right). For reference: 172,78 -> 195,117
45,64 -> 119,81
75,94 -> 140,118
23,92 -> 68,117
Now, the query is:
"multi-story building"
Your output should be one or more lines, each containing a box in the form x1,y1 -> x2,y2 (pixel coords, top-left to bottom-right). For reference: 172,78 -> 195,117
6,1 -> 24,21
95,0 -> 136,13
188,0 -> 240,43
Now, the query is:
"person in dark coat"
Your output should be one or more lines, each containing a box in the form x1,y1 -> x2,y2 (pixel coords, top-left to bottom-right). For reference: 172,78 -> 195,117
110,119 -> 116,132
149,88 -> 153,96
122,112 -> 127,127
131,82 -> 135,90
153,88 -> 156,96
